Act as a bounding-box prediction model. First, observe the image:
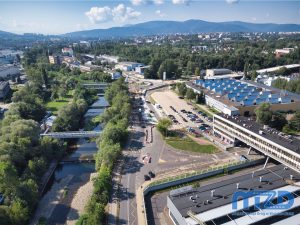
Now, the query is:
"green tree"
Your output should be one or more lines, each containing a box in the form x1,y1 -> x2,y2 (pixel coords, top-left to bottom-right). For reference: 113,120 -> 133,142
9,199 -> 30,225
177,83 -> 187,97
254,103 -> 273,125
195,67 -> 200,77
186,88 -> 196,100
289,110 -> 300,131
269,112 -> 287,130
157,118 -> 172,136
157,59 -> 178,79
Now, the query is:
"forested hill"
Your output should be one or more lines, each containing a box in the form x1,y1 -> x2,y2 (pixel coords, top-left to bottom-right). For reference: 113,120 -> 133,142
63,20 -> 300,39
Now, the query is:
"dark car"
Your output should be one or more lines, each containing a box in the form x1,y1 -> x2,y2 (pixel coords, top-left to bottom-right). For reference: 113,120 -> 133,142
183,118 -> 188,122
148,171 -> 155,178
0,194 -> 4,205
178,96 -> 184,99
181,109 -> 187,113
144,175 -> 151,181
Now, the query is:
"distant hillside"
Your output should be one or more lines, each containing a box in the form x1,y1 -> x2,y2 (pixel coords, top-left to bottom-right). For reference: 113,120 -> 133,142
0,30 -> 17,37
63,19 -> 300,39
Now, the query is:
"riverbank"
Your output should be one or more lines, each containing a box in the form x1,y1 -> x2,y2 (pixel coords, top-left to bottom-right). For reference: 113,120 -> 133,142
66,172 -> 97,225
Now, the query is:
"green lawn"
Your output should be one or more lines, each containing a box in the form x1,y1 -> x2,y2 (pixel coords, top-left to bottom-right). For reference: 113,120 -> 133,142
46,92 -> 73,115
165,136 -> 217,154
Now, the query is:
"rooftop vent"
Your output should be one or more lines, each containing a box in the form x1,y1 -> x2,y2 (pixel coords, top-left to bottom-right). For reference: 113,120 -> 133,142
211,190 -> 215,197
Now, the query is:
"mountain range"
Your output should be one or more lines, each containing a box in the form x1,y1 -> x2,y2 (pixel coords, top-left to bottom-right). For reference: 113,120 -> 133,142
63,20 -> 300,39
1,20 -> 300,39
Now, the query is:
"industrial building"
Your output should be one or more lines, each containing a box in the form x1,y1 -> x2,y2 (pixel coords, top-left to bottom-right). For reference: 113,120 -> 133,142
205,69 -> 243,79
135,65 -> 150,75
0,64 -> 20,79
256,64 -> 300,75
115,62 -> 144,72
206,69 -> 232,77
213,114 -> 300,172
186,79 -> 300,116
168,165 -> 300,225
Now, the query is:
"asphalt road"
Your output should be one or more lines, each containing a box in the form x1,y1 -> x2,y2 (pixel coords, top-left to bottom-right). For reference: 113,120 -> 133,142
118,95 -> 169,225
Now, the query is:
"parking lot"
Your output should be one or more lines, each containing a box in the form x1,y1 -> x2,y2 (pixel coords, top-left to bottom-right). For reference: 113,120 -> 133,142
151,90 -> 212,131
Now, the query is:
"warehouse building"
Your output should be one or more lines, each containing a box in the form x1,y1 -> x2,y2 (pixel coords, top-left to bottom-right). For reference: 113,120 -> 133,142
186,79 -> 300,116
168,165 -> 300,225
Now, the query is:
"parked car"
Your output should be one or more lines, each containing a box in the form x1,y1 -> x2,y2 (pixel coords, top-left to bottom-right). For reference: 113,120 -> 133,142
181,109 -> 187,113
0,194 -> 4,205
178,96 -> 184,99
148,171 -> 155,178
144,175 -> 151,181
183,118 -> 188,122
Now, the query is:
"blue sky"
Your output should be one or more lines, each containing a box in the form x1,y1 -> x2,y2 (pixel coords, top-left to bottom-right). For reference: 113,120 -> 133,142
0,0 -> 299,34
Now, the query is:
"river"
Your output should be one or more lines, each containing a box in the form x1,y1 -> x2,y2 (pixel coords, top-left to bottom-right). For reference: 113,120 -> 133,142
30,96 -> 108,225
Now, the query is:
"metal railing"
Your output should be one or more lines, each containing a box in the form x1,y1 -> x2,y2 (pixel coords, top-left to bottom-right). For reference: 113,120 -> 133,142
40,131 -> 101,139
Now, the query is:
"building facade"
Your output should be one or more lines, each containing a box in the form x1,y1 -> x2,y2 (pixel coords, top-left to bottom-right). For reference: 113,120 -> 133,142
213,114 -> 300,172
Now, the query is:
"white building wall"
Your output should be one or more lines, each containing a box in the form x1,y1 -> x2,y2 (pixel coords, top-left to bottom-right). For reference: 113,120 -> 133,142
213,115 -> 300,172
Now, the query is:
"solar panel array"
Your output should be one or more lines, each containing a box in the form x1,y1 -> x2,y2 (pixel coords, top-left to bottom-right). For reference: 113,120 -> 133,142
194,79 -> 292,106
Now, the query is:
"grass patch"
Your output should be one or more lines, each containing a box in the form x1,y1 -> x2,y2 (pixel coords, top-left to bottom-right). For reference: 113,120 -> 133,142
46,91 -> 73,115
165,136 -> 217,154
84,115 -> 101,130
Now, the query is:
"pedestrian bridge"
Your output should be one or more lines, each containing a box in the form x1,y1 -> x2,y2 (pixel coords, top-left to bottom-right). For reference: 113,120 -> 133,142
40,131 -> 101,139
82,83 -> 109,90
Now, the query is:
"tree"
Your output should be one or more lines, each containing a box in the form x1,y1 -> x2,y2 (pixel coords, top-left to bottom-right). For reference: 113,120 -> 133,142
195,67 -> 200,77
9,198 -> 30,225
254,103 -> 273,125
196,91 -> 205,104
289,110 -> 300,131
157,59 -> 178,79
269,112 -> 287,130
186,88 -> 196,100
157,118 -> 172,136
177,83 -> 187,97
250,70 -> 258,81
0,162 -> 18,196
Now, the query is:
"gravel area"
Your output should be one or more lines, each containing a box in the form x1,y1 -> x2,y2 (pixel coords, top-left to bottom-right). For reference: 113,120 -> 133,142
66,173 -> 97,225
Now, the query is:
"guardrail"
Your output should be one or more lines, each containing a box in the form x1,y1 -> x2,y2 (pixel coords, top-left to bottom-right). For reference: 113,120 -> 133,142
142,158 -> 265,225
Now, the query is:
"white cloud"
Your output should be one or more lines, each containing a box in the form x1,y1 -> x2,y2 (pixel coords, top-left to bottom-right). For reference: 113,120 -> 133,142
155,10 -> 166,17
131,0 -> 164,5
131,0 -> 144,5
85,6 -> 112,23
153,0 -> 164,5
85,4 -> 141,24
226,0 -> 239,4
172,0 -> 190,5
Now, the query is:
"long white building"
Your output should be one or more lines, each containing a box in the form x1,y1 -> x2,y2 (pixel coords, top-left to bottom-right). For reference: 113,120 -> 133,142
213,114 -> 300,172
